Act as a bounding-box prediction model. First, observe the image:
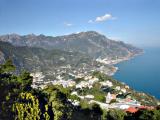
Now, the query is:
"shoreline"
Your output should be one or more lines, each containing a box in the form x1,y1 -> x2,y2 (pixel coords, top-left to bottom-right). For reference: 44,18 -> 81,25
108,51 -> 144,76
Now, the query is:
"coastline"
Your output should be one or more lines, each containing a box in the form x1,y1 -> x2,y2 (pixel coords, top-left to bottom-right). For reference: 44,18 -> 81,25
108,51 -> 144,76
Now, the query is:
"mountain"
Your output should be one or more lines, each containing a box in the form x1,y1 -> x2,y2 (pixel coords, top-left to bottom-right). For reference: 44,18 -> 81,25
0,31 -> 143,80
0,41 -> 101,80
0,31 -> 143,59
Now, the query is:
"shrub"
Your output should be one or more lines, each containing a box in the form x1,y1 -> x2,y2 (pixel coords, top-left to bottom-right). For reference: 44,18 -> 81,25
94,94 -> 106,103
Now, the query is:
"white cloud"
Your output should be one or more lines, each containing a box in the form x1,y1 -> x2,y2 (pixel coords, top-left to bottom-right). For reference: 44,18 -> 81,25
88,13 -> 116,23
88,20 -> 94,23
64,22 -> 73,27
95,14 -> 113,22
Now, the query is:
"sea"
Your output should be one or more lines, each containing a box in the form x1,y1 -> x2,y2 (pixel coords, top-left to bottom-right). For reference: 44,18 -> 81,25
113,47 -> 160,99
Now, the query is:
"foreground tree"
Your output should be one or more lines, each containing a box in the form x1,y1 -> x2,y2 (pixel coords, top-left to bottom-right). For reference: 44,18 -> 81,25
0,60 -> 73,120
43,85 -> 73,120
12,92 -> 41,120
90,103 -> 103,120
106,109 -> 127,120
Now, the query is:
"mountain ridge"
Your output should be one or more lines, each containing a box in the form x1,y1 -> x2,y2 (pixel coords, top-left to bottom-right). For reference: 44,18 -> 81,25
0,31 -> 143,59
0,31 -> 143,79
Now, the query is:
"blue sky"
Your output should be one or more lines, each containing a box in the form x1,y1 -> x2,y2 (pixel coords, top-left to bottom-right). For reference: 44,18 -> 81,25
0,0 -> 160,47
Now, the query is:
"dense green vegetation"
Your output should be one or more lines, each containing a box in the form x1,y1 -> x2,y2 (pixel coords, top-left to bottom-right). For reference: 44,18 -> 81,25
0,60 -> 73,120
1,60 -> 160,120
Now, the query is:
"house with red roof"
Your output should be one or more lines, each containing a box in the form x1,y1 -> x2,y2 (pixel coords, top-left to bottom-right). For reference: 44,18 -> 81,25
125,107 -> 138,113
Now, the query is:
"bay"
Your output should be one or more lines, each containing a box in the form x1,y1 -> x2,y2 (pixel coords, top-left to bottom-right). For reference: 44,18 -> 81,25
113,47 -> 160,99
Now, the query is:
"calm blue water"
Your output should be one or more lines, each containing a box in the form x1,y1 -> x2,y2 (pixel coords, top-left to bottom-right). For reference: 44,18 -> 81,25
113,47 -> 160,99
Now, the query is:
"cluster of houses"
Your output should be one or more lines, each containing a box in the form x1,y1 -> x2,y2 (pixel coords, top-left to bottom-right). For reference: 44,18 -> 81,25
96,55 -> 131,65
30,72 -> 153,113
30,72 -> 46,89
51,80 -> 76,88
75,77 -> 99,89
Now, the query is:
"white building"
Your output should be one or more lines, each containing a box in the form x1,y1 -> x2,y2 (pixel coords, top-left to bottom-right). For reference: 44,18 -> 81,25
106,92 -> 112,103
76,81 -> 89,89
30,72 -> 45,83
71,91 -> 78,96
115,86 -> 121,91
88,78 -> 99,85
52,80 -> 76,88
68,99 -> 80,106
119,105 -> 130,109
100,80 -> 113,87
121,88 -> 127,93
85,95 -> 94,99
84,75 -> 92,80
125,85 -> 130,89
